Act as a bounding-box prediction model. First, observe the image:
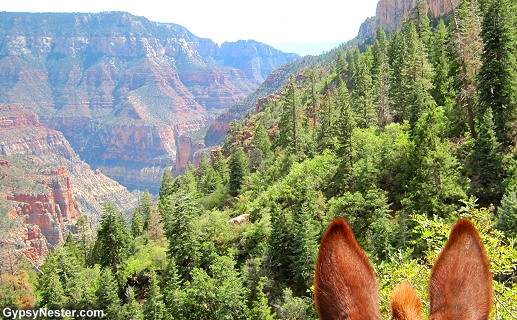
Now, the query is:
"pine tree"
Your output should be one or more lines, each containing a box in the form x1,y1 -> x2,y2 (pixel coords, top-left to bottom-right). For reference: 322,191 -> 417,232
429,20 -> 454,110
223,120 -> 244,152
473,108 -> 505,203
94,203 -> 131,289
162,259 -> 186,319
75,216 -> 90,268
143,271 -> 166,320
196,153 -> 221,194
131,207 -> 144,238
401,20 -> 436,132
496,186 -> 517,237
159,167 -> 175,199
228,146 -> 248,197
160,192 -> 201,279
55,246 -> 82,307
372,27 -> 388,74
249,121 -> 271,172
372,27 -> 391,129
248,280 -> 276,320
184,256 -> 248,319
251,120 -> 271,157
304,68 -> 321,126
209,256 -> 248,319
477,0 -> 517,147
449,0 -> 483,138
141,190 -> 153,230
267,205 -> 294,285
388,29 -> 407,122
408,0 -> 432,47
38,252 -> 67,309
146,208 -> 165,241
402,106 -> 467,216
97,269 -> 122,320
278,74 -> 300,154
351,49 -> 375,128
291,187 -> 319,293
212,150 -> 229,185
173,163 -> 198,195
336,84 -> 355,169
335,49 -> 347,86
121,286 -> 143,320
316,83 -> 339,152
346,49 -> 356,90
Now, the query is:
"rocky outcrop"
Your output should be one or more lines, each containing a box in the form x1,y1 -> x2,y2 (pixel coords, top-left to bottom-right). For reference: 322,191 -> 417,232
254,94 -> 281,114
0,156 -> 80,265
204,112 -> 235,147
174,135 -> 206,173
5,164 -> 81,247
0,105 -> 137,224
0,12 -> 299,190
360,0 -> 462,37
0,106 -> 74,160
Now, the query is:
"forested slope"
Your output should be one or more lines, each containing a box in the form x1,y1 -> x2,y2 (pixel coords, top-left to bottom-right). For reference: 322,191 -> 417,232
2,0 -> 517,318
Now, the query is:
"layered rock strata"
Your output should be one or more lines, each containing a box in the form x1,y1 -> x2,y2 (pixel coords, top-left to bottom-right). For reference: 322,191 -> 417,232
0,105 -> 137,221
0,12 -> 299,191
0,157 -> 81,265
360,0 -> 462,37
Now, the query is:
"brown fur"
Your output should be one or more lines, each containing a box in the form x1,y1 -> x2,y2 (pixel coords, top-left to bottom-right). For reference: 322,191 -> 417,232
390,283 -> 423,320
428,218 -> 493,320
314,217 -> 381,319
314,217 -> 493,320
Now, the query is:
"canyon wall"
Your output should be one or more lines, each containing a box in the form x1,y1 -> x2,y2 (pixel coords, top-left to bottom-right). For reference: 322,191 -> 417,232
0,12 -> 299,192
0,155 -> 82,265
0,105 -> 137,264
360,0 -> 462,36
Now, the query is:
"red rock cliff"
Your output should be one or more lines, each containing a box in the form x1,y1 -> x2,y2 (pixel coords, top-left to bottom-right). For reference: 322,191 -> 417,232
0,157 -> 83,265
0,12 -> 299,192
360,0 -> 462,36
0,104 -> 137,220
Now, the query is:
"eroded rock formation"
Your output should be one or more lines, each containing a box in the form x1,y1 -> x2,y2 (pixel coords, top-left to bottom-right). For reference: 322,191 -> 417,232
0,12 -> 299,191
0,105 -> 137,220
359,0 -> 462,37
0,105 -> 137,263
0,156 -> 81,265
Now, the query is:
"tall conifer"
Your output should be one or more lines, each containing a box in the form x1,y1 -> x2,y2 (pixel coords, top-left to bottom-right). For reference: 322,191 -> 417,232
449,0 -> 483,138
477,0 -> 517,147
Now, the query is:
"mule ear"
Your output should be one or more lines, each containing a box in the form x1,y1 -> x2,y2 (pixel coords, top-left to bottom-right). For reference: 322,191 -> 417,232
429,218 -> 493,320
314,217 -> 381,320
390,282 -> 423,320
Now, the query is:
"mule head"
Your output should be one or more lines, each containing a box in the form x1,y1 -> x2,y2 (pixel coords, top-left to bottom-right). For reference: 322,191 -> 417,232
314,217 -> 493,320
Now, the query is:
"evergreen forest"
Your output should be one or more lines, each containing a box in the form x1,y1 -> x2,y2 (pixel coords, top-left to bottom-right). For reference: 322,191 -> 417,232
2,0 -> 517,318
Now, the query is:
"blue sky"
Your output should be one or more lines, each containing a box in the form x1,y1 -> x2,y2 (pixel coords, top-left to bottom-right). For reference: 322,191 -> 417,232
1,0 -> 379,50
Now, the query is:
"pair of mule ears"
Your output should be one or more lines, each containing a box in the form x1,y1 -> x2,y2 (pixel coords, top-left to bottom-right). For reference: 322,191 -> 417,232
314,217 -> 493,320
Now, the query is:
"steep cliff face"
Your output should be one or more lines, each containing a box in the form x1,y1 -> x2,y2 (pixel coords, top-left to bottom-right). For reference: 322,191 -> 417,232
0,12 -> 299,191
215,40 -> 300,84
0,105 -> 137,225
0,156 -> 81,265
359,0 -> 462,36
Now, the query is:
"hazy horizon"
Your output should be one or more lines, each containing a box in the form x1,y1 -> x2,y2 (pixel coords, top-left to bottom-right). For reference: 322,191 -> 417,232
0,0 -> 378,47
271,42 -> 343,56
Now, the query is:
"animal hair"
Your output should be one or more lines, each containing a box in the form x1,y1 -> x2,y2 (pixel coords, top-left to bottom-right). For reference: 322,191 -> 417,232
314,217 -> 493,320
